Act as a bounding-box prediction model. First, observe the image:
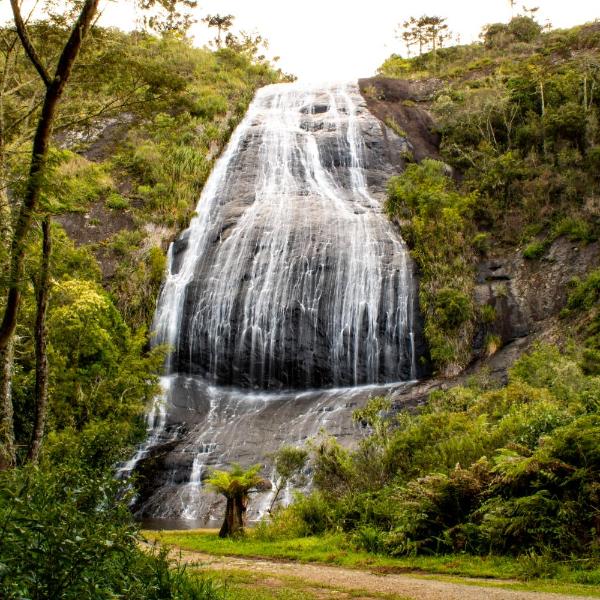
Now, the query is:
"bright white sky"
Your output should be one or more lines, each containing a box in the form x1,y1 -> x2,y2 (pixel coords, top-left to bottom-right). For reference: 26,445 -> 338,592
2,1 -> 599,81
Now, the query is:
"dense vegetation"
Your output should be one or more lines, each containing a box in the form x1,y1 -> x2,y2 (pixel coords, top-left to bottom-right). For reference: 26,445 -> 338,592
262,342 -> 600,576
0,5 -> 284,596
380,17 -> 600,372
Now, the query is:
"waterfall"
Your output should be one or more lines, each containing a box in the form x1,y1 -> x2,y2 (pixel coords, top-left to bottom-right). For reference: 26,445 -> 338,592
130,82 -> 422,525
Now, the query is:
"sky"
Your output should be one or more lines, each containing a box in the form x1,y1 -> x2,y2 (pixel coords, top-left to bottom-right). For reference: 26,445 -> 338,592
2,1 -> 599,81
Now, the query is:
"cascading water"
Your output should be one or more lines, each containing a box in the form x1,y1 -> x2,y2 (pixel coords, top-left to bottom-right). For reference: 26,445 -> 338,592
127,82 -> 424,526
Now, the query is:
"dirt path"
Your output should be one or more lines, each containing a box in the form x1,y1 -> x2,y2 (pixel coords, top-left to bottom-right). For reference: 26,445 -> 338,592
173,548 -> 598,600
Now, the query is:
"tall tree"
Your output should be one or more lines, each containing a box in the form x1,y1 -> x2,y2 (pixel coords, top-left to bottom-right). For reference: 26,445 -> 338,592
202,14 -> 234,48
0,0 -> 100,470
421,15 -> 449,70
140,0 -> 198,34
397,15 -> 450,64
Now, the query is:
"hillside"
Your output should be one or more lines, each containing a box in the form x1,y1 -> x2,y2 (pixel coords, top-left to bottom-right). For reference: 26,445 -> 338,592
360,18 -> 600,379
240,17 -> 600,585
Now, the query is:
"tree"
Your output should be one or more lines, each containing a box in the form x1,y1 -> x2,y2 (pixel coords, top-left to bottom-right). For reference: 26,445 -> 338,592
139,0 -> 198,35
202,14 -> 234,49
396,15 -> 449,68
206,463 -> 267,537
421,16 -> 449,70
268,445 -> 307,513
0,0 -> 100,471
397,17 -> 428,56
0,0 -> 196,469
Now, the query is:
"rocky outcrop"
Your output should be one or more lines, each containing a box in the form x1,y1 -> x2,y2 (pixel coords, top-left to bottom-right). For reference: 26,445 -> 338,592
473,237 -> 600,362
358,77 -> 442,162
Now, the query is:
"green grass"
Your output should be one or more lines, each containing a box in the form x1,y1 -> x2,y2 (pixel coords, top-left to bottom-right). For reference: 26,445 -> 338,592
144,529 -> 600,597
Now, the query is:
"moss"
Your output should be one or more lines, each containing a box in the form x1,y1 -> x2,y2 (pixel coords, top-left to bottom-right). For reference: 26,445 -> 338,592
523,240 -> 548,259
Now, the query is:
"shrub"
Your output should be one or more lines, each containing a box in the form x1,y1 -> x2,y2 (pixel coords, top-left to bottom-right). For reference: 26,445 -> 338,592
0,465 -> 224,599
287,345 -> 600,559
352,525 -> 387,554
106,192 -> 129,209
482,23 -> 510,48
507,16 -> 542,43
432,288 -> 472,330
523,240 -> 547,259
565,270 -> 600,311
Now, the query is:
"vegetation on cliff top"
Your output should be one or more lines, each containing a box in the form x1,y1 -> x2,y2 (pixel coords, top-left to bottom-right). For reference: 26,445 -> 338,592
379,16 -> 600,373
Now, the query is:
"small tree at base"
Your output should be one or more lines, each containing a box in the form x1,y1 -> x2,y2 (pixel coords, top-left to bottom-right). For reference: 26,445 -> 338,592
206,463 -> 267,537
268,445 -> 308,513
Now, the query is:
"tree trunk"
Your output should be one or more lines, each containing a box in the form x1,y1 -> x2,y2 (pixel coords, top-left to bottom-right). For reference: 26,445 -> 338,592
268,480 -> 284,514
0,0 -> 100,354
27,216 -> 51,463
0,339 -> 15,470
0,49 -> 14,471
219,494 -> 247,537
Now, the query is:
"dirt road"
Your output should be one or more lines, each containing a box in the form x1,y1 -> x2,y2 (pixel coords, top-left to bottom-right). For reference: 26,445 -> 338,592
174,548 -> 598,600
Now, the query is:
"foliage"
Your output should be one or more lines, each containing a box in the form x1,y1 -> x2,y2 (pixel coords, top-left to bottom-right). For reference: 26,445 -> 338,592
266,445 -> 308,513
562,269 -> 600,375
0,464 -> 225,599
207,463 -> 265,499
386,159 -> 477,372
272,345 -> 600,559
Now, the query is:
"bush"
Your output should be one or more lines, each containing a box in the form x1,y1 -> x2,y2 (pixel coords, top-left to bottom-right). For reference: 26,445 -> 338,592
352,525 -> 387,554
0,465 -> 224,599
432,288 -> 472,330
482,23 -> 510,48
286,345 -> 600,559
566,270 -> 600,311
507,16 -> 542,42
523,240 -> 547,259
106,192 -> 129,209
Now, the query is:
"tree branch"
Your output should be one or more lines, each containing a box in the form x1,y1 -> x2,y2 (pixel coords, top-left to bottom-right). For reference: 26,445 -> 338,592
9,0 -> 52,88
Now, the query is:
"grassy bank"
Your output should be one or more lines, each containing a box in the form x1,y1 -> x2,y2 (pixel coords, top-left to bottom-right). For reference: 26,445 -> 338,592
144,529 -> 600,597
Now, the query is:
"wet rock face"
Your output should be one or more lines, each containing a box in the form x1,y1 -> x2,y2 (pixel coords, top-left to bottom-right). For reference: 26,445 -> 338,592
133,375 -> 418,526
155,83 -> 422,390
128,83 -> 428,525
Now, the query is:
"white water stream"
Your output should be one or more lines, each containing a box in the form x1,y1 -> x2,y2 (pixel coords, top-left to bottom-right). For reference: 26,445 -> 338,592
124,82 -> 420,523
